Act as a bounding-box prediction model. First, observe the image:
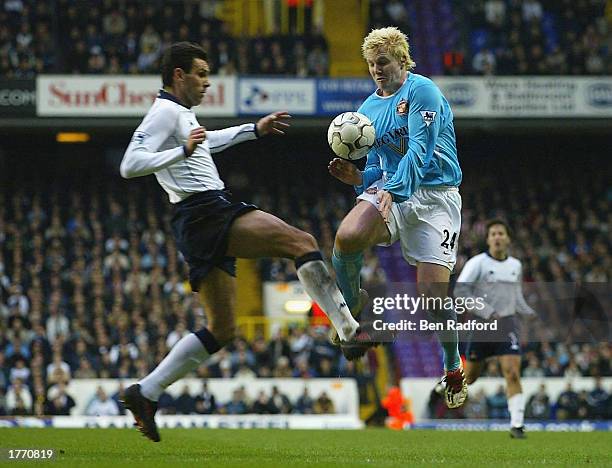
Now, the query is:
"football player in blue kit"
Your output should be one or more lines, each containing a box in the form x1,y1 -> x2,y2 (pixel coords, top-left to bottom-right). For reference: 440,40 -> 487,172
328,27 -> 467,408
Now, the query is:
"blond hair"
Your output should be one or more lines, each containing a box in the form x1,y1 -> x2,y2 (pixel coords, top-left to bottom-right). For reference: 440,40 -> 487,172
361,26 -> 416,70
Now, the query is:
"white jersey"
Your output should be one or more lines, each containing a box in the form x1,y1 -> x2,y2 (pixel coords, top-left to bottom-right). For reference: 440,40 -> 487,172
120,90 -> 257,203
455,252 -> 535,319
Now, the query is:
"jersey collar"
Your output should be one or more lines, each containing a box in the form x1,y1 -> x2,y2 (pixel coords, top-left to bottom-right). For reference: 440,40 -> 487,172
486,251 -> 508,262
158,89 -> 190,109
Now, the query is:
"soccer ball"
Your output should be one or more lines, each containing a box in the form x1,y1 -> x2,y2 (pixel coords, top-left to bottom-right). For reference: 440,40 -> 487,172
327,112 -> 376,160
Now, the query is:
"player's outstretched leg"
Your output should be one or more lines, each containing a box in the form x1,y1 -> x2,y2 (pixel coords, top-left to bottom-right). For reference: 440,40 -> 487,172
332,248 -> 364,315
332,201 -> 391,359
226,209 -> 360,341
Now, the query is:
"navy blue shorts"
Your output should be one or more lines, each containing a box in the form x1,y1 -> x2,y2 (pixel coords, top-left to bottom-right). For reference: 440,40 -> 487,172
465,315 -> 521,361
171,190 -> 257,291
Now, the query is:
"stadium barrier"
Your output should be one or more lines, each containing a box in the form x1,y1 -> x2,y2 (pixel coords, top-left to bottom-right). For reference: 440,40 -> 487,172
31,76 -> 612,118
70,377 -> 359,415
0,378 -> 362,429
401,377 -> 612,422
0,414 -> 363,430
410,420 -> 612,432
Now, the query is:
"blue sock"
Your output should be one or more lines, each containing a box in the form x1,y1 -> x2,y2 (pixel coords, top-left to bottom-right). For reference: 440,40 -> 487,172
428,307 -> 461,371
331,248 -> 364,313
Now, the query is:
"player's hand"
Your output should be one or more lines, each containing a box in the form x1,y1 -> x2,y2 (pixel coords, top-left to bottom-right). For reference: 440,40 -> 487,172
376,189 -> 393,222
328,158 -> 363,185
256,111 -> 291,136
185,126 -> 206,157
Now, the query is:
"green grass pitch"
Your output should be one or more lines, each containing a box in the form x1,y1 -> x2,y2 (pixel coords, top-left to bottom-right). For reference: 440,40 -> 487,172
1,428 -> 610,467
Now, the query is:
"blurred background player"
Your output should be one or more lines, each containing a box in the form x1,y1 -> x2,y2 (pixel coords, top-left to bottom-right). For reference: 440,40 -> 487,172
328,27 -> 466,408
455,219 -> 537,438
119,42 -> 361,441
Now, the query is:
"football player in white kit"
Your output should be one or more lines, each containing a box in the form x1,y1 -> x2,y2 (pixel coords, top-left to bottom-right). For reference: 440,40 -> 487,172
455,219 -> 536,438
119,42 -> 365,442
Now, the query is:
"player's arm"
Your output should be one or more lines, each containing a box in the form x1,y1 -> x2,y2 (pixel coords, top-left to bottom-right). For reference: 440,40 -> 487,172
328,148 -> 382,193
382,83 -> 441,202
515,265 -> 536,316
454,257 -> 496,318
120,107 -> 204,178
356,149 -> 383,194
207,124 -> 258,154
208,111 -> 291,154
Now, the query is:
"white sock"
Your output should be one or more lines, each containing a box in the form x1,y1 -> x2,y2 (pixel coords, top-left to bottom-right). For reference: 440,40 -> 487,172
508,393 -> 525,428
296,258 -> 359,341
139,333 -> 209,401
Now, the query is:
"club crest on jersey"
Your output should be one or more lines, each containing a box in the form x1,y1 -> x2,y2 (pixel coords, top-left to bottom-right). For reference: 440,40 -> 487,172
396,99 -> 408,116
420,110 -> 437,126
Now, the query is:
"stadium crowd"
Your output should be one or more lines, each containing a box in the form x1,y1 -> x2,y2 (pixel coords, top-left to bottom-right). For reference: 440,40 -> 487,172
369,0 -> 612,76
0,0 -> 329,77
3,0 -> 611,78
460,0 -> 612,75
0,145 -> 610,418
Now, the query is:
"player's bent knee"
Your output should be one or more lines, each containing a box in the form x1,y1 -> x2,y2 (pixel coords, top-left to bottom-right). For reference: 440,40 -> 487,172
335,225 -> 366,254
273,225 -> 318,258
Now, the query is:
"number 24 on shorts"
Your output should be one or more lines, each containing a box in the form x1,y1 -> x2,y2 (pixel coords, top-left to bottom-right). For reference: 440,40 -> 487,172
441,229 -> 457,250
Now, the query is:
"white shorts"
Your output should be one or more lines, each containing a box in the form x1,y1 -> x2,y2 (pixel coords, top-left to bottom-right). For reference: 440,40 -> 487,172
357,180 -> 462,271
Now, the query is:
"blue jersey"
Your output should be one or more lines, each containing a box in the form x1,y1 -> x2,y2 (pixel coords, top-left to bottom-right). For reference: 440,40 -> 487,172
356,73 -> 462,202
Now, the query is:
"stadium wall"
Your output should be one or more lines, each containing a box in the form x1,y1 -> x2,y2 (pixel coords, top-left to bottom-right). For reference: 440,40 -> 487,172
67,378 -> 359,417
401,377 -> 612,421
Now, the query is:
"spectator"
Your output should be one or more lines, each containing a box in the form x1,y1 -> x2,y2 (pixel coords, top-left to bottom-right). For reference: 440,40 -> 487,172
313,391 -> 335,414
74,357 -> 97,379
5,378 -> 32,415
273,356 -> 293,378
44,382 -> 76,415
525,384 -> 550,419
157,391 -> 176,415
251,390 -> 272,414
269,385 -> 292,414
225,389 -> 248,415
556,383 -> 579,420
463,388 -> 488,419
523,356 -> 546,377
487,385 -> 509,419
111,382 -> 126,415
46,305 -> 69,344
295,387 -> 314,414
587,377 -> 609,419
86,386 -> 119,416
472,48 -> 496,75
195,381 -> 216,414
175,385 -> 196,414
0,388 -> 6,416
46,352 -> 71,384
9,358 -> 30,384
522,0 -> 543,23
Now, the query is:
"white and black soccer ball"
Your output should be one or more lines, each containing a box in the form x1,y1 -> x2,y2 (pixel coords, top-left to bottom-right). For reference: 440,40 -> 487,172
327,112 -> 376,160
